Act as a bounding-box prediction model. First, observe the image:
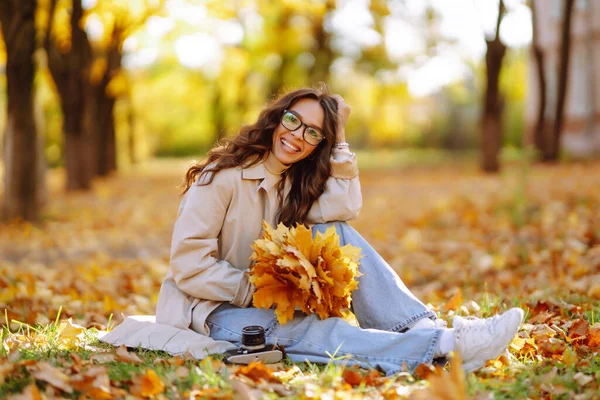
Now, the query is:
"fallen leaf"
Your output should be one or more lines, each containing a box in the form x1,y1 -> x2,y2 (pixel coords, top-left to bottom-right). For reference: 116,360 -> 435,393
115,345 -> 143,364
413,363 -> 438,380
587,325 -> 600,348
30,362 -> 72,394
539,338 -> 567,356
444,289 -> 463,312
342,368 -> 363,387
235,362 -> 278,383
573,372 -> 594,387
272,365 -> 302,383
411,354 -> 467,400
140,369 -> 165,397
70,366 -> 112,399
567,318 -> 589,340
56,318 -> 86,348
562,346 -> 578,367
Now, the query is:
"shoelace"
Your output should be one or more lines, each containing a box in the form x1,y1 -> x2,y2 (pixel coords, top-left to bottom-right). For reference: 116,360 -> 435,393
456,315 -> 497,332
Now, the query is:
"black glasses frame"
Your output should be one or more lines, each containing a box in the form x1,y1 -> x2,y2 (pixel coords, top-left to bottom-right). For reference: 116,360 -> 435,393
281,110 -> 325,146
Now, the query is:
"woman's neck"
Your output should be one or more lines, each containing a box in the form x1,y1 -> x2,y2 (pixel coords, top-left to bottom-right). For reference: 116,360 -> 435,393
264,151 -> 290,175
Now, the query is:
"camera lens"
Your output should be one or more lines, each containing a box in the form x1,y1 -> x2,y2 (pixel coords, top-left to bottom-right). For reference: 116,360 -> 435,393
241,325 -> 265,350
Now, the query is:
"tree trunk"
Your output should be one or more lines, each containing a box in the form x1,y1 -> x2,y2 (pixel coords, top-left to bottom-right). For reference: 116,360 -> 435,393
481,0 -> 506,173
214,83 -> 229,143
0,0 -> 40,221
583,0 -> 597,140
127,99 -> 136,164
45,0 -> 94,190
530,0 -> 551,156
95,85 -> 117,176
269,10 -> 293,98
92,45 -> 120,176
546,0 -> 575,161
309,7 -> 334,85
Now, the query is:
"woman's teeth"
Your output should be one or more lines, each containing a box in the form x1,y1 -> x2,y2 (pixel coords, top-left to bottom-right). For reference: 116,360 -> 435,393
281,139 -> 300,152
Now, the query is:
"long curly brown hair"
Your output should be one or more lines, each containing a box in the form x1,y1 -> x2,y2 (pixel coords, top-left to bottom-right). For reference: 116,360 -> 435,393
182,87 -> 339,226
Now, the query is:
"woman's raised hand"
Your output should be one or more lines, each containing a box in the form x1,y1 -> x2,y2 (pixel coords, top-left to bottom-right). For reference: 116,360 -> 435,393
333,94 -> 351,142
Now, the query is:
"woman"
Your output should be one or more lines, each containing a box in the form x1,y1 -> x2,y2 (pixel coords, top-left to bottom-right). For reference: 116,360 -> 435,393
155,87 -> 523,374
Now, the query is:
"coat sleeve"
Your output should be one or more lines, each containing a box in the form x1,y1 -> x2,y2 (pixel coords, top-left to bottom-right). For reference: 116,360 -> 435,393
170,170 -> 254,307
306,148 -> 362,224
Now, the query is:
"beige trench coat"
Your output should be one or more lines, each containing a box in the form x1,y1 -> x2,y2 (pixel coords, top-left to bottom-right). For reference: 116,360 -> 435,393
101,149 -> 361,357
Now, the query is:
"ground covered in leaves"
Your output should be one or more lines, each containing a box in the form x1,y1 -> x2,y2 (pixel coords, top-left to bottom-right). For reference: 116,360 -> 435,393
1,157 -> 600,399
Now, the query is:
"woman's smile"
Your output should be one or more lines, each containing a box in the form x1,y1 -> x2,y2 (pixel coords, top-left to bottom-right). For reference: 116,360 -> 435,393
280,138 -> 301,153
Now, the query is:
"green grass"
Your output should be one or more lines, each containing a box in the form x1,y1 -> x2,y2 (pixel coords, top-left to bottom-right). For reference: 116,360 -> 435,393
2,302 -> 599,399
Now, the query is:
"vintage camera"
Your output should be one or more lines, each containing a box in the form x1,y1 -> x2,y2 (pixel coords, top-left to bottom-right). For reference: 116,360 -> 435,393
224,325 -> 284,364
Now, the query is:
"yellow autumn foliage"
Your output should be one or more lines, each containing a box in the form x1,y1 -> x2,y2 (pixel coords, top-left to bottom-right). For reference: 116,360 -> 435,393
250,221 -> 362,324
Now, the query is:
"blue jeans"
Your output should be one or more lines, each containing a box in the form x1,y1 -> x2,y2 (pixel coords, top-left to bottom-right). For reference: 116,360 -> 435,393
205,222 -> 442,374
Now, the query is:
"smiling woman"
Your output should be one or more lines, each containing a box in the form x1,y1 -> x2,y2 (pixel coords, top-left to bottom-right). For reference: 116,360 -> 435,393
102,85 -> 524,375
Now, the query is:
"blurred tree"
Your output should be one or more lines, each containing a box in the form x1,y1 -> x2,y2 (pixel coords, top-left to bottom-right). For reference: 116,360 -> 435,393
308,0 -> 335,85
481,0 -> 506,172
530,0 -> 549,158
530,0 -> 574,161
42,0 -> 94,190
548,0 -> 574,161
259,0 -> 327,98
0,0 -> 41,221
266,6 -> 294,98
85,0 -> 164,175
359,0 -> 392,72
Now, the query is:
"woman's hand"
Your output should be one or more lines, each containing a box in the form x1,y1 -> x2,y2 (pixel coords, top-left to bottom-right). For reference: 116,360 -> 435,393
333,94 -> 351,143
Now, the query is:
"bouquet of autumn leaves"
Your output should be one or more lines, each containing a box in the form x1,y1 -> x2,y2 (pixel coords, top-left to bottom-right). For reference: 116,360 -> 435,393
249,221 -> 362,324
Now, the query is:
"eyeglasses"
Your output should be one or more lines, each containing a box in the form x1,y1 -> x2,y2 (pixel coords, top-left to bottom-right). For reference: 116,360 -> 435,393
281,110 -> 325,146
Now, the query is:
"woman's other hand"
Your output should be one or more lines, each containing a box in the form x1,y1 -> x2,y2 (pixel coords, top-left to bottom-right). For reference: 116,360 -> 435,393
333,94 -> 351,142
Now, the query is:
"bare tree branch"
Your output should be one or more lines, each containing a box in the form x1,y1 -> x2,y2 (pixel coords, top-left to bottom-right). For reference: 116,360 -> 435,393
494,0 -> 506,41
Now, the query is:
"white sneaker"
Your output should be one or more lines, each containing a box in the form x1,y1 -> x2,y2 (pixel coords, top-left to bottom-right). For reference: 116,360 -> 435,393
453,308 -> 524,372
433,318 -> 448,329
409,317 -> 448,330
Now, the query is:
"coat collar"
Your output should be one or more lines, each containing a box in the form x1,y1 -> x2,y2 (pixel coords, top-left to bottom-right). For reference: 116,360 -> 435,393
241,152 -> 289,192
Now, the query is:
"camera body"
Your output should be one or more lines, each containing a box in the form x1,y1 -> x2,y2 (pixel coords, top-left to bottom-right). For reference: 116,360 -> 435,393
224,325 -> 284,364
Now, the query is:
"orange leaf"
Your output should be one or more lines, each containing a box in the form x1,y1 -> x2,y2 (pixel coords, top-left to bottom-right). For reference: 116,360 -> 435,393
539,338 -> 567,356
140,369 -> 165,397
444,289 -> 463,312
235,362 -> 278,383
414,363 -> 438,380
342,368 -> 363,387
567,318 -> 589,340
412,354 -> 467,400
70,366 -> 112,399
587,325 -> 600,348
342,368 -> 383,387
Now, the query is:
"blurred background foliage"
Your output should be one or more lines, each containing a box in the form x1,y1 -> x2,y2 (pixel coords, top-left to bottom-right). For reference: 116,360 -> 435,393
0,0 -> 530,167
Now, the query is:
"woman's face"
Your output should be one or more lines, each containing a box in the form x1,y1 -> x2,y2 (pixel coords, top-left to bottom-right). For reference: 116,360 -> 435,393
272,98 -> 324,165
